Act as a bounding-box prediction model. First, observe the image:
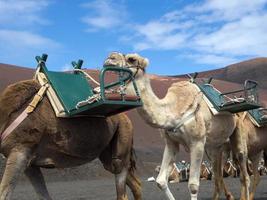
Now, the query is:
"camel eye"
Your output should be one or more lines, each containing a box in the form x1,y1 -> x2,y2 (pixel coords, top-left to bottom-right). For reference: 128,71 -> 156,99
128,57 -> 136,63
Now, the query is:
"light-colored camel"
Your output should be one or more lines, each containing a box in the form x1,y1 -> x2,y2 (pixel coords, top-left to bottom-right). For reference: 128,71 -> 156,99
223,159 -> 238,178
155,162 -> 180,183
0,80 -> 141,200
156,161 -> 211,182
200,161 -> 212,180
222,112 -> 267,200
103,52 -> 251,200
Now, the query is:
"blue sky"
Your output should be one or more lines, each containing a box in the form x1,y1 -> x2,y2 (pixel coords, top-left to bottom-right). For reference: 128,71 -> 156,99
0,0 -> 267,75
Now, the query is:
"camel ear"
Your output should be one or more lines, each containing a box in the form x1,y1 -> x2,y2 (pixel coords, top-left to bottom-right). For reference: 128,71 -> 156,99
140,57 -> 149,69
125,53 -> 149,69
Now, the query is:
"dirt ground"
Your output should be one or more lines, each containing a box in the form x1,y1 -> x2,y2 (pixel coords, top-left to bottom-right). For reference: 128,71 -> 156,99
12,176 -> 267,200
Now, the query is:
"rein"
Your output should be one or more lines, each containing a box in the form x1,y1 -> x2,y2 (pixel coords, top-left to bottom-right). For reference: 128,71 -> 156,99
124,65 -> 143,86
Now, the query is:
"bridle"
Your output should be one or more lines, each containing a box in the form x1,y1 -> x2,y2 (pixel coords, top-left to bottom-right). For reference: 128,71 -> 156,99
123,63 -> 144,86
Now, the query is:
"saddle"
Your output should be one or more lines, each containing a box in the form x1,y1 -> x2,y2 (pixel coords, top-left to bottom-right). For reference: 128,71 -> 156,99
189,73 -> 261,114
248,108 -> 267,127
35,54 -> 142,118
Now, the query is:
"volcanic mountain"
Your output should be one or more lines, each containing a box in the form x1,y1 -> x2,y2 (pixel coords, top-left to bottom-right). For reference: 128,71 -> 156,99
176,57 -> 267,89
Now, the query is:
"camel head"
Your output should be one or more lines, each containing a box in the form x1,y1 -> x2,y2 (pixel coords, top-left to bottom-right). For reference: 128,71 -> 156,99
103,52 -> 126,67
103,52 -> 149,78
124,53 -> 149,77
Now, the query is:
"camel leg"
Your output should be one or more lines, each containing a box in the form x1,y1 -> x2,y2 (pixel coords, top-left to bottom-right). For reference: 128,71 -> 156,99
115,167 -> 128,200
221,177 -> 235,200
188,140 -> 205,200
24,165 -> 52,200
238,160 -> 250,200
126,169 -> 142,200
249,154 -> 261,200
230,128 -> 250,200
156,138 -> 176,200
210,149 -> 222,200
209,148 -> 234,200
0,148 -> 31,200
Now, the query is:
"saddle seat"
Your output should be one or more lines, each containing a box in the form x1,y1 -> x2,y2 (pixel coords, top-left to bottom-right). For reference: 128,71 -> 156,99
35,54 -> 142,118
248,108 -> 267,127
197,82 -> 260,113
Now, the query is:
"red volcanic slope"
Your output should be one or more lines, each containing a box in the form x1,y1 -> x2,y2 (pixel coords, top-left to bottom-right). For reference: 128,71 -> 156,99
177,57 -> 267,89
218,58 -> 267,88
0,63 -> 34,92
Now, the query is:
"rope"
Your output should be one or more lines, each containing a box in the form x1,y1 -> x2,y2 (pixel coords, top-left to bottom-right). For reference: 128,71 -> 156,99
74,69 -> 100,86
76,93 -> 101,108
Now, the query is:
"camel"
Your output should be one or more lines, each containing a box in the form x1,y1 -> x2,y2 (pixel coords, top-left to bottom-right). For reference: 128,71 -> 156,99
155,162 -> 180,183
200,161 -> 212,180
103,52 -> 251,200
222,112 -> 267,200
156,161 -> 211,182
0,79 -> 141,200
258,159 -> 267,176
223,159 -> 238,178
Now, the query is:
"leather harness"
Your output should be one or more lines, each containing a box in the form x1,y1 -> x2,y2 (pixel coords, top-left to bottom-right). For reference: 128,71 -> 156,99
1,80 -> 49,142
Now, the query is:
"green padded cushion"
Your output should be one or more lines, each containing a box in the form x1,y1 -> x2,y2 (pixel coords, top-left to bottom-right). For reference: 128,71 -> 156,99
199,84 -> 223,107
198,84 -> 260,113
248,109 -> 267,126
45,71 -> 94,113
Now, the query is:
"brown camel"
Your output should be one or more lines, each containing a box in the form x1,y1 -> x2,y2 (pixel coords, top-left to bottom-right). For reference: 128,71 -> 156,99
222,112 -> 267,200
223,159 -> 238,178
104,52 -> 250,200
200,161 -> 212,180
0,79 -> 141,200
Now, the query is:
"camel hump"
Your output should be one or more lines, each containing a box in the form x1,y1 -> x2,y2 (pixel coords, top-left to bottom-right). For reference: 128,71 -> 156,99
0,80 -> 40,109
0,80 -> 40,132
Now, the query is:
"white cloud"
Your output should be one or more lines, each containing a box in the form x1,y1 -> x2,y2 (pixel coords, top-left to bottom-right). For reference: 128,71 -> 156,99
0,30 -> 60,48
81,0 -> 127,31
196,0 -> 267,21
194,14 -> 267,56
0,0 -> 62,66
0,0 -> 50,26
126,0 -> 267,66
133,20 -> 190,51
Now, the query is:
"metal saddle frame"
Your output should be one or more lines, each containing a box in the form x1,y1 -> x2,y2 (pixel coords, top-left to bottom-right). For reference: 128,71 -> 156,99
189,73 -> 261,113
35,54 -> 142,117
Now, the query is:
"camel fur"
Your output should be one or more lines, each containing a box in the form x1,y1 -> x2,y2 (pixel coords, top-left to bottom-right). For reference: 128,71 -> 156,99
155,163 -> 180,183
222,112 -> 267,200
103,52 -> 251,200
0,80 -> 141,200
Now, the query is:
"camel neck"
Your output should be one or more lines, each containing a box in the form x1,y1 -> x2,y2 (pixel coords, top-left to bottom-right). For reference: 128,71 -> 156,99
133,74 -> 171,128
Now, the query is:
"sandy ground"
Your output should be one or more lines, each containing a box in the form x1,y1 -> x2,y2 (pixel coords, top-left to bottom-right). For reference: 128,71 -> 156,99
12,176 -> 267,200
